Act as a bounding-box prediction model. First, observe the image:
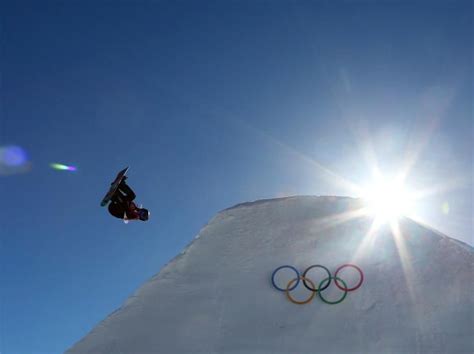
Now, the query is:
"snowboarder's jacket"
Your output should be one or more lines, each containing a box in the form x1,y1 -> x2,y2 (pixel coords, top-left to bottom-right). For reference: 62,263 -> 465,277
108,200 -> 141,220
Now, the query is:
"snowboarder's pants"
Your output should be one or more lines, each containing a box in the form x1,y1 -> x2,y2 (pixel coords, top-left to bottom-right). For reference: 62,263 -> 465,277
111,181 -> 136,203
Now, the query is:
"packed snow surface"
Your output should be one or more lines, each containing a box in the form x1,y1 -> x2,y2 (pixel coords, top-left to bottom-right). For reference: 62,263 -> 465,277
66,196 -> 473,354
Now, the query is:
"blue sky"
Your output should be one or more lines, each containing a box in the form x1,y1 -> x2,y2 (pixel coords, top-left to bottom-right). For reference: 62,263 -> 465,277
1,1 -> 472,353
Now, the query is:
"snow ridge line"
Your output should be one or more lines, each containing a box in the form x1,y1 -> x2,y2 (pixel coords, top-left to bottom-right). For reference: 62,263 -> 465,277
222,195 -> 357,212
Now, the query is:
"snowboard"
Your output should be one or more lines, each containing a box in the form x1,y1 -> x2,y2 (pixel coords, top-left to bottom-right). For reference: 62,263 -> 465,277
100,167 -> 129,207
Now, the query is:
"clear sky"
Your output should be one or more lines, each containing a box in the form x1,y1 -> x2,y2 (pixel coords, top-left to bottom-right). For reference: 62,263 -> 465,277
1,1 -> 472,353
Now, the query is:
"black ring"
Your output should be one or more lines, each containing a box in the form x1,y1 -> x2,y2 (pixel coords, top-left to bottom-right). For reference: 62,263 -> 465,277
302,265 -> 332,292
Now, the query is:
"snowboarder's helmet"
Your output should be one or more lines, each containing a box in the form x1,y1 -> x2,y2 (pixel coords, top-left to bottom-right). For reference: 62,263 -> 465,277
139,208 -> 149,221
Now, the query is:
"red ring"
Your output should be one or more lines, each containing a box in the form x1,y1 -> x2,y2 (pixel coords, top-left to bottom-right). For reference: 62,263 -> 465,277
334,264 -> 364,292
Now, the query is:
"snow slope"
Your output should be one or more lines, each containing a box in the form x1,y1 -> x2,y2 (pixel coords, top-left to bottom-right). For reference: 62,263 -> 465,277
66,196 -> 473,354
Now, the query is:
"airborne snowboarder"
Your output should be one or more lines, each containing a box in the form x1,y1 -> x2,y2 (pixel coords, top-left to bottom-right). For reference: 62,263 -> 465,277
101,167 -> 149,222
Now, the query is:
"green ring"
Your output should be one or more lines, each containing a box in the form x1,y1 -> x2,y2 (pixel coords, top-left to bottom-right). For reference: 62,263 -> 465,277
317,276 -> 348,304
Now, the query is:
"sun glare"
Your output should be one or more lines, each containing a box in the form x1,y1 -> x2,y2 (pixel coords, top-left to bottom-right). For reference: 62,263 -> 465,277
362,178 -> 414,224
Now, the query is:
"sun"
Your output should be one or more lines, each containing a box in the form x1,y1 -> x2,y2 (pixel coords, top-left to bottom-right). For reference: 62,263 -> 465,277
362,177 -> 414,224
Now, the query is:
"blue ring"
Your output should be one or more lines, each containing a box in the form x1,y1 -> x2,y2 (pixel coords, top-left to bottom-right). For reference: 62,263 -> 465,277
271,265 -> 300,292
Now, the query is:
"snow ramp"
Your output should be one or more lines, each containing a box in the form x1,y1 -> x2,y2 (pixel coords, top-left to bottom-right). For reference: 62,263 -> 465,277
65,196 -> 473,354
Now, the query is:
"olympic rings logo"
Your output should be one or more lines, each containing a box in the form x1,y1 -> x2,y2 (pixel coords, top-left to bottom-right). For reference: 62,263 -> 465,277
271,264 -> 364,305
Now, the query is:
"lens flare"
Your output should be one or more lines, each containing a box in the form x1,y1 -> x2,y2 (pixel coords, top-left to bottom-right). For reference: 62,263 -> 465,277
0,146 -> 31,175
442,202 -> 450,215
4,146 -> 28,166
50,163 -> 77,172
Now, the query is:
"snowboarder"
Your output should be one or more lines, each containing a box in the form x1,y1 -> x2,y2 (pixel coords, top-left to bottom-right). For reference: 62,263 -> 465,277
101,167 -> 149,222
108,177 -> 149,221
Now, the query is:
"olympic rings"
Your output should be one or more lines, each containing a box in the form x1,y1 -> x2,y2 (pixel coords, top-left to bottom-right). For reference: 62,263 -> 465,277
334,264 -> 364,292
286,276 -> 316,305
317,276 -> 348,304
271,263 -> 363,305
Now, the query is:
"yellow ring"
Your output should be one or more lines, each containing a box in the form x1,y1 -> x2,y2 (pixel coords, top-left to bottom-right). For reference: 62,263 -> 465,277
285,276 -> 316,305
